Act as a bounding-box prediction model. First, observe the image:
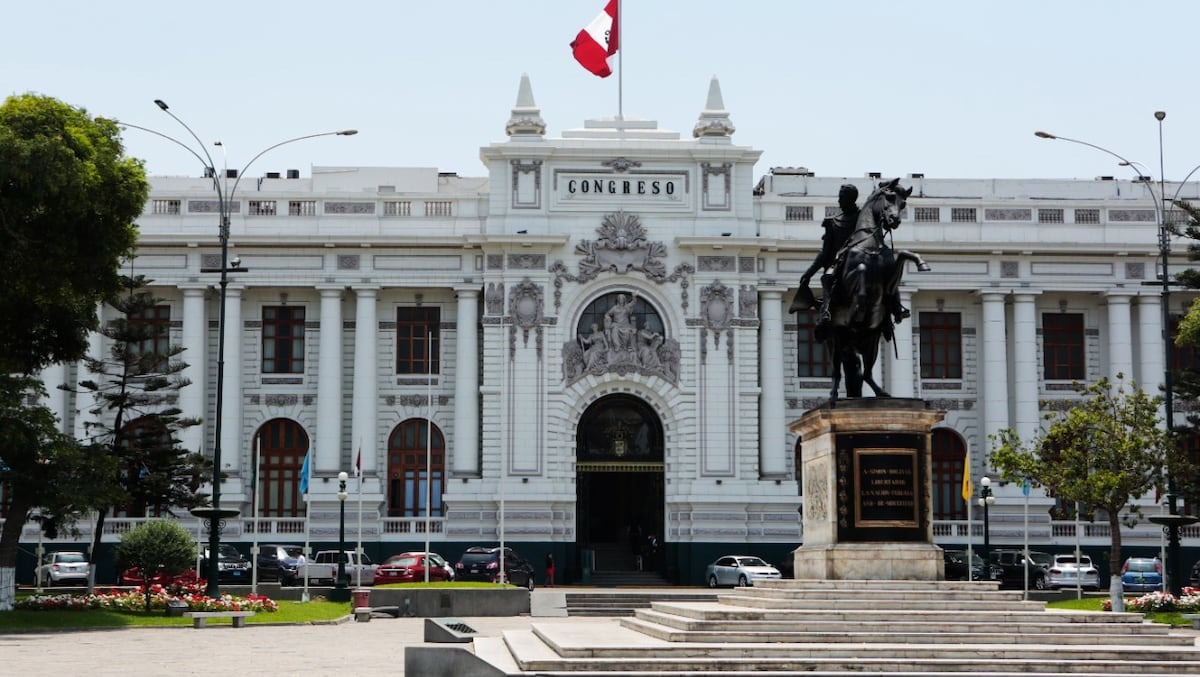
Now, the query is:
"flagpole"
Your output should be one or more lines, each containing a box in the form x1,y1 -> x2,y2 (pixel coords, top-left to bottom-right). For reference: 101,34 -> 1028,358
356,440 -> 363,589
424,331 -> 433,583
616,0 -> 623,120
301,450 -> 311,603
251,434 -> 261,596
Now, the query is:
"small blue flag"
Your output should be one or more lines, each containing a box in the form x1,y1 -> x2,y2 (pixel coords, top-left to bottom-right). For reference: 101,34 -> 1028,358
299,450 -> 311,494
1021,478 -> 1031,497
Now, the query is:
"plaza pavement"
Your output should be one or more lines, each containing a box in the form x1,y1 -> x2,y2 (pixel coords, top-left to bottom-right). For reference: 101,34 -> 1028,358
4,588 -> 1198,677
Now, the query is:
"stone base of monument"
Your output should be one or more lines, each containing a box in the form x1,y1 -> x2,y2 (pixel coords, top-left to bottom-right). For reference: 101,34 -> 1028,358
790,398 -> 946,582
793,541 -> 944,580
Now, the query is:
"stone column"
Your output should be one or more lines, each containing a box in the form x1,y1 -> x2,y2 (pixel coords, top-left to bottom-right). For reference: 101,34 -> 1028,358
219,286 -> 244,473
979,291 -> 1011,446
1012,293 -> 1040,444
1137,293 -> 1165,406
180,285 -> 207,455
351,286 -> 379,477
758,287 -> 787,478
890,290 -> 915,398
74,304 -> 105,442
453,285 -> 481,477
39,362 -> 68,433
1106,290 -> 1135,384
316,286 -> 343,473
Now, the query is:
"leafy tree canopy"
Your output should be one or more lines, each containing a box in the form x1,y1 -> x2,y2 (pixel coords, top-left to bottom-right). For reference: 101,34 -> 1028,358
0,93 -> 146,375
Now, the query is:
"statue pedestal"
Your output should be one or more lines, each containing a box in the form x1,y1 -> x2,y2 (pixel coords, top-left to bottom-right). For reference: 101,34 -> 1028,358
789,399 -> 945,581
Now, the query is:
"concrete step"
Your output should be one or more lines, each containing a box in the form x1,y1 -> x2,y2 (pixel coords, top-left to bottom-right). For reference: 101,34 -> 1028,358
564,592 -> 717,617
649,601 -> 1147,625
755,578 -> 1002,592
717,593 -> 1042,611
730,586 -> 1028,602
620,615 -> 1194,646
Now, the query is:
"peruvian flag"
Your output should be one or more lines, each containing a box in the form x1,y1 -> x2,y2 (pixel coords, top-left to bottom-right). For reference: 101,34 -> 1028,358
571,0 -> 619,78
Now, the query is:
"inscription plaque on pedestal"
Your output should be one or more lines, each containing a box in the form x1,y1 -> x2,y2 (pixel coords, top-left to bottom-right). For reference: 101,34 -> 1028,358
836,432 -> 926,542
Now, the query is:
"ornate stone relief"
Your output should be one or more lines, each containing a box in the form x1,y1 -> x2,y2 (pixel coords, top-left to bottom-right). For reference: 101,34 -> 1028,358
561,311 -> 681,387
804,459 -> 829,521
508,253 -> 545,270
549,211 -> 694,312
337,254 -> 360,270
508,279 -> 544,357
487,254 -> 504,270
485,282 -> 505,316
699,281 -> 736,363
738,284 -> 758,319
602,157 -> 642,173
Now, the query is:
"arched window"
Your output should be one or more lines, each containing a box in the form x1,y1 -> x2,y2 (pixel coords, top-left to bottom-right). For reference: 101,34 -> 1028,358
255,419 -> 309,517
113,417 -> 172,518
576,291 -> 664,338
931,428 -> 967,520
387,419 -> 445,517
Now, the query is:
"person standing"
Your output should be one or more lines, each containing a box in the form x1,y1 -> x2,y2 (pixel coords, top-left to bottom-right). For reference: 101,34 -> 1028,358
545,552 -> 556,587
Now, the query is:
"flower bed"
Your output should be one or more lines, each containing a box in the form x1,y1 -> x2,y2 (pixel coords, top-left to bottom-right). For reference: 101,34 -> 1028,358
1102,587 -> 1200,612
15,583 -> 278,613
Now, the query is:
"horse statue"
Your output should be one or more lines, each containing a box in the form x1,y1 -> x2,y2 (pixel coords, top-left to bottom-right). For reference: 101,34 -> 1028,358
816,178 -> 930,402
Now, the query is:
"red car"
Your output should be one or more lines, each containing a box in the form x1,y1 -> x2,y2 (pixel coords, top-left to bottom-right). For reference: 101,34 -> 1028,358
375,552 -> 453,584
119,567 -> 202,588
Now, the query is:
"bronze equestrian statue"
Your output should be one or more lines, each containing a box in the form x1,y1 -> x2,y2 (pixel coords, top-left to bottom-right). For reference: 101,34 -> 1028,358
791,178 -> 930,402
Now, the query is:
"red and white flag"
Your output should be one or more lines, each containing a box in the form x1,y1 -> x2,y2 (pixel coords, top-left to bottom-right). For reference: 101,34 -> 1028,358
571,0 -> 619,78
353,445 -> 362,479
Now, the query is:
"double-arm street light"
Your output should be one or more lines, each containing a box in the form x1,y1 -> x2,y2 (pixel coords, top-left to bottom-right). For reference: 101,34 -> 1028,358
121,101 -> 356,597
1035,113 -> 1200,595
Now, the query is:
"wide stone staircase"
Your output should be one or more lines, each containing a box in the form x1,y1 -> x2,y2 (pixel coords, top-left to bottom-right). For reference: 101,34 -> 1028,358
565,590 -> 717,617
465,579 -> 1200,675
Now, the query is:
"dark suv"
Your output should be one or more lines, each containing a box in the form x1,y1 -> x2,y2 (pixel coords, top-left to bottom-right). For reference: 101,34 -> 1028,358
989,549 -> 1052,589
200,544 -> 252,584
454,546 -> 536,589
256,544 -> 305,585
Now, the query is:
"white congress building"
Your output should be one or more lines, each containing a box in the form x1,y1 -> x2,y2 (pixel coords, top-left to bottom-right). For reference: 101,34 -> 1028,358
27,75 -> 1200,584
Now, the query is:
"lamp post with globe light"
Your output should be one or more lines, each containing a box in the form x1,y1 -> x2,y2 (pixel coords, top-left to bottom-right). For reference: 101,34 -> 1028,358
978,476 -> 995,563
1035,114 -> 1200,595
119,102 -> 356,597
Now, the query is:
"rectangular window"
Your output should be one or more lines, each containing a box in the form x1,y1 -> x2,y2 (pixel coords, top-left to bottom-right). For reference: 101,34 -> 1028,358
913,207 -> 940,223
950,207 -> 977,223
785,205 -> 813,222
397,307 -> 441,375
262,306 -> 306,374
919,312 -> 962,379
1074,208 -> 1100,224
288,200 -> 316,216
1042,312 -> 1085,380
384,201 -> 412,217
152,199 -> 181,215
424,201 -> 452,217
1171,316 -> 1199,372
1038,208 -> 1064,224
248,200 -> 277,216
794,309 -> 830,378
128,304 -> 171,369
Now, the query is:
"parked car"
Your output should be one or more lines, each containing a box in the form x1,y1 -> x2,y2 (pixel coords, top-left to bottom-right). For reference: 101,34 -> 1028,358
1045,553 -> 1101,590
36,551 -> 89,586
256,544 -> 305,585
1121,557 -> 1164,593
1191,560 -> 1200,588
299,550 -> 377,586
454,546 -> 536,589
119,567 -> 201,588
200,544 -> 252,584
989,549 -> 1053,589
705,555 -> 782,588
376,552 -> 454,584
943,549 -> 1002,582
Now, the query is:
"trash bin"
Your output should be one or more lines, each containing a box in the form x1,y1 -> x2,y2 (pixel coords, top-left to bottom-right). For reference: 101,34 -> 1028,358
351,588 -> 371,609
165,599 -> 189,617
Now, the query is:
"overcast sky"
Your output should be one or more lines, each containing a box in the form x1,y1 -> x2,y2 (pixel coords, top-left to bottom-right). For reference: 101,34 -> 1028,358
6,1 -> 1200,182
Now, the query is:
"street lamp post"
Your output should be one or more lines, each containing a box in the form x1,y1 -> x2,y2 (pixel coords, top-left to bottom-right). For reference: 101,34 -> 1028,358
978,476 -> 995,563
1036,117 -> 1200,595
121,102 -> 356,597
333,471 -> 350,602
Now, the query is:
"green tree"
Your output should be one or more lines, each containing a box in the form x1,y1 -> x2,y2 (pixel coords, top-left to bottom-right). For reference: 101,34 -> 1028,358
71,274 -> 211,584
0,93 -> 147,603
1165,198 -> 1200,508
114,519 -> 196,612
989,376 -> 1170,607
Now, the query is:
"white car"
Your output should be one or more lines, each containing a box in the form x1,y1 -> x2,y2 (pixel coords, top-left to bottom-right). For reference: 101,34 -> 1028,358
37,551 -> 89,586
1045,553 -> 1101,590
705,555 -> 781,588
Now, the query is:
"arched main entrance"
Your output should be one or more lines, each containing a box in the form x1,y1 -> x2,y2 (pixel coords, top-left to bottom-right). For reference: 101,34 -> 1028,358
577,393 -> 664,573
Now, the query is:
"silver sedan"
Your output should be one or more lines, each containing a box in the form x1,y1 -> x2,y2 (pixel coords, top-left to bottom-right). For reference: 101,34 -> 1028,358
705,555 -> 781,588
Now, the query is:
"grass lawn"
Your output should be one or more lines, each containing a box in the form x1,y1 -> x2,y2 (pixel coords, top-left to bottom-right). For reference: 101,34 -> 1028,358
0,599 -> 348,632
1047,596 -> 1192,627
373,581 -> 520,589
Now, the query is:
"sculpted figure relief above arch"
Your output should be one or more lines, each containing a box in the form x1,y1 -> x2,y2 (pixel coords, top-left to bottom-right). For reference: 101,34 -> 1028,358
562,291 -> 680,386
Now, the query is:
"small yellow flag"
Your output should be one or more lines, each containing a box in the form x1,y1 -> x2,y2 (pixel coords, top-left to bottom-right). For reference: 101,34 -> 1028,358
961,455 -> 973,502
